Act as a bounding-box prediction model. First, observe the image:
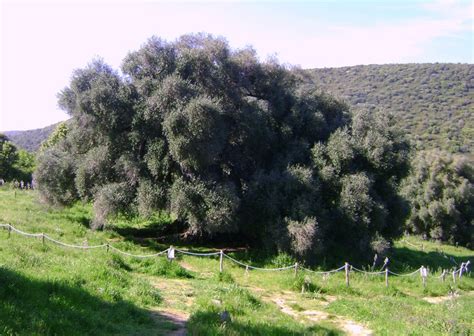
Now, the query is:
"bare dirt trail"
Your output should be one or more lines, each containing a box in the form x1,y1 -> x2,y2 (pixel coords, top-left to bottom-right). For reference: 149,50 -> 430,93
422,290 -> 474,304
149,278 -> 195,336
270,295 -> 373,336
244,285 -> 372,336
149,307 -> 189,336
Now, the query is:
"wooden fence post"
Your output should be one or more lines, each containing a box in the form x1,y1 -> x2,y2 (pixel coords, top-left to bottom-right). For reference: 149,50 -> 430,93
106,243 -> 110,253
385,268 -> 389,287
168,246 -> 175,262
345,262 -> 350,287
441,269 -> 446,282
42,233 -> 45,246
219,250 -> 224,273
452,270 -> 456,283
459,263 -> 465,279
7,225 -> 11,238
420,266 -> 427,288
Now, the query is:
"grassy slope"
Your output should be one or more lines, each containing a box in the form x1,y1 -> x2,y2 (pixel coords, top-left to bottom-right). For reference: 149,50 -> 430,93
0,188 -> 472,335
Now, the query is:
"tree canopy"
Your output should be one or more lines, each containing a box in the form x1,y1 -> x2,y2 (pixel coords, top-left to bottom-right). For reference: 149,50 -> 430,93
34,34 -> 410,261
403,150 -> 473,247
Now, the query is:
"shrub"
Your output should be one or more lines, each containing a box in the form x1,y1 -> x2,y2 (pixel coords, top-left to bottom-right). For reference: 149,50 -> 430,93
402,150 -> 473,247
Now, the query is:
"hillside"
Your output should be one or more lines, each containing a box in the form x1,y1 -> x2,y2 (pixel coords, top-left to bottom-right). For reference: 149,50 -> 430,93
305,63 -> 474,155
3,123 -> 59,152
0,187 -> 473,335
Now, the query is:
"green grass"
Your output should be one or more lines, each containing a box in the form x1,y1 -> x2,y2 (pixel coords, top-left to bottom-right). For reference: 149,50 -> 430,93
0,188 -> 473,335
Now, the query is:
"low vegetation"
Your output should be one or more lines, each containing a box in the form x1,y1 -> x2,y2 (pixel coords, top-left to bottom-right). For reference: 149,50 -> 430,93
0,188 -> 472,335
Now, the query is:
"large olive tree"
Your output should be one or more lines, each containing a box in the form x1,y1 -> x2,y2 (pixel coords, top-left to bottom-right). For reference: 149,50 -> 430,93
35,34 -> 410,261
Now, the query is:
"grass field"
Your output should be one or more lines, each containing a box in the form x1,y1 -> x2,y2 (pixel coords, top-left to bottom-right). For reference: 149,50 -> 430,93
0,187 -> 472,335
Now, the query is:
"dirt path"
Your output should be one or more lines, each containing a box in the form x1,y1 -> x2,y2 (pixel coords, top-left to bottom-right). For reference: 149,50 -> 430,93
149,308 -> 188,336
422,294 -> 458,304
244,285 -> 372,335
272,296 -> 373,336
152,278 -> 195,308
422,290 -> 473,304
149,278 -> 195,335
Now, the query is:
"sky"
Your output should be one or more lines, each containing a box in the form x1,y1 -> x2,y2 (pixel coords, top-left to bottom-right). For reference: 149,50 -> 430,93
0,0 -> 472,132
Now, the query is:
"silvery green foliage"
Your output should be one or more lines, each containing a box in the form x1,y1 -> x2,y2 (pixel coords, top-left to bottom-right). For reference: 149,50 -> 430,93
92,182 -> 133,230
287,217 -> 318,256
74,145 -> 112,201
36,34 -> 410,260
170,177 -> 239,235
34,143 -> 77,205
402,150 -> 473,247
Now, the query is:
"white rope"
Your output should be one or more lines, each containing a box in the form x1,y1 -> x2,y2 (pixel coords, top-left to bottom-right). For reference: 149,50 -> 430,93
175,249 -> 220,256
2,223 -> 471,274
223,253 -> 296,271
302,265 -> 346,274
388,268 -> 421,276
2,223 -> 168,257
108,245 -> 169,258
9,226 -> 43,237
437,271 -> 447,279
43,235 -> 106,249
351,266 -> 385,275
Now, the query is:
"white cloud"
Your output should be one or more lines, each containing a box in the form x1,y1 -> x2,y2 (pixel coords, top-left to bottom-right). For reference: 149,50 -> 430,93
287,0 -> 473,67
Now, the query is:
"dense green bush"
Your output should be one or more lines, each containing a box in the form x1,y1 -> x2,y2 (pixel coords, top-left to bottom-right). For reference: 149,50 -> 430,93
402,150 -> 473,247
0,134 -> 35,183
35,34 -> 410,261
34,144 -> 77,205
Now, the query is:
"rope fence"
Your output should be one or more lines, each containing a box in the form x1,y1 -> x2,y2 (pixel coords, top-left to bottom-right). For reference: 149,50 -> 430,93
1,223 -> 471,288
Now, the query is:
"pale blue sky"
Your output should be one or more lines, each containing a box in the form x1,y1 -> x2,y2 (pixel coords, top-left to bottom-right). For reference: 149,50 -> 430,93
1,0 -> 472,131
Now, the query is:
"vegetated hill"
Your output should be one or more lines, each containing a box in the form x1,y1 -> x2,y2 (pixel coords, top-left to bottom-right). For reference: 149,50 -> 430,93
305,63 -> 474,156
4,122 -> 60,152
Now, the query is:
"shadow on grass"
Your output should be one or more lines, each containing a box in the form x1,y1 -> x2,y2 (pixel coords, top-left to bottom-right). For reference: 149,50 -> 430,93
111,220 -> 248,254
112,222 -> 181,240
389,246 -> 474,272
0,267 -> 171,335
188,311 -> 341,336
64,213 -> 91,227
